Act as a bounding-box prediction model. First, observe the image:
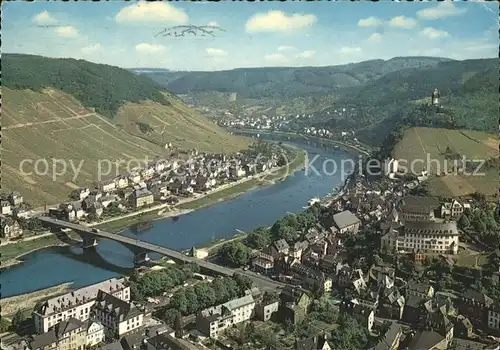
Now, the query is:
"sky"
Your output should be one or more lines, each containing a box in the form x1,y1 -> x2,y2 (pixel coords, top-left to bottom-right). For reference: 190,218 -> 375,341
3,1 -> 498,71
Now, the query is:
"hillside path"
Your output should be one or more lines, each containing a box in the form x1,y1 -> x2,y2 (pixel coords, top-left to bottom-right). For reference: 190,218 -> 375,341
3,113 -> 96,130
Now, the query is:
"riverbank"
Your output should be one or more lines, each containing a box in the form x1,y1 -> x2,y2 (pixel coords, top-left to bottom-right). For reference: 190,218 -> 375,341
0,283 -> 73,317
229,128 -> 372,156
0,235 -> 67,268
0,147 -> 306,266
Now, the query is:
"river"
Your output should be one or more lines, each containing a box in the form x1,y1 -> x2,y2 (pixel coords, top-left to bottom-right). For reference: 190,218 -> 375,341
0,139 -> 353,297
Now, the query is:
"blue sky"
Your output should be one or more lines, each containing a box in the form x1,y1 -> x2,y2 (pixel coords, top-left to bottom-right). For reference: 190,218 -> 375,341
3,1 -> 498,71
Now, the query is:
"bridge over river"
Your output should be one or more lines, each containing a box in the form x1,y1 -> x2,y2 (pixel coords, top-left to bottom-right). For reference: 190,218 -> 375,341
37,216 -> 285,290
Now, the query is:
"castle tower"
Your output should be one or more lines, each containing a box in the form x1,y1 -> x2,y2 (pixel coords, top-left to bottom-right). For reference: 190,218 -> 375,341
431,88 -> 440,106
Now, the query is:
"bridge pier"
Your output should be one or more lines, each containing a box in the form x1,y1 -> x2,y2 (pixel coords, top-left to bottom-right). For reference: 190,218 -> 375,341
133,252 -> 151,266
81,237 -> 99,249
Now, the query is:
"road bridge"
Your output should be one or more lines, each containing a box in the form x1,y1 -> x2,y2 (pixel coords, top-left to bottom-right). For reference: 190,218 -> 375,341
37,217 -> 287,292
38,216 -> 235,275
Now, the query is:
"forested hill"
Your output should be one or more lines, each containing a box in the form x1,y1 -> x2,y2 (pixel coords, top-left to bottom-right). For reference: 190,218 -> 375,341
3,53 -> 172,119
142,56 -> 452,100
340,58 -> 497,107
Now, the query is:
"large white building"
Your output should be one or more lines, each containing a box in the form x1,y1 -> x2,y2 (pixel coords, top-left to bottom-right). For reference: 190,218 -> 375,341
92,290 -> 144,338
196,293 -> 256,338
33,278 -> 130,334
381,221 -> 459,254
398,196 -> 440,223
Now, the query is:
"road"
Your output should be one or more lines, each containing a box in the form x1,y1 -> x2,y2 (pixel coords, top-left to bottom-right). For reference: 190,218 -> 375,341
37,216 -> 285,291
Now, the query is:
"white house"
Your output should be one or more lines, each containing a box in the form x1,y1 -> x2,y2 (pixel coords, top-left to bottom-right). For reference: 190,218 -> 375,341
1,201 -> 12,215
196,293 -> 256,338
92,291 -> 144,338
86,320 -> 105,347
33,278 -> 130,334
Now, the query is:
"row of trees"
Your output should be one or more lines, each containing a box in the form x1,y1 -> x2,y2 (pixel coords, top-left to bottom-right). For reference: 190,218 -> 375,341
269,205 -> 322,244
459,203 -> 500,247
161,274 -> 252,324
129,263 -> 200,300
17,217 -> 44,232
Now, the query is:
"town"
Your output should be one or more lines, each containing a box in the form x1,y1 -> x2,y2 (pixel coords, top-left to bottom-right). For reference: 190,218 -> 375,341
0,142 -> 291,241
2,147 -> 499,350
1,1 -> 498,349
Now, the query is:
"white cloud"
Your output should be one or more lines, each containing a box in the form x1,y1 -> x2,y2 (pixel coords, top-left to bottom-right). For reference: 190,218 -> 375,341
246,11 -> 317,33
135,43 -> 166,54
33,11 -> 58,25
367,33 -> 382,42
115,2 -> 188,24
358,16 -> 383,27
417,2 -> 467,20
278,45 -> 296,51
339,46 -> 362,54
419,27 -> 450,39
81,44 -> 101,55
388,16 -> 417,29
205,48 -> 228,57
264,53 -> 289,62
55,26 -> 78,37
296,50 -> 316,59
207,21 -> 219,27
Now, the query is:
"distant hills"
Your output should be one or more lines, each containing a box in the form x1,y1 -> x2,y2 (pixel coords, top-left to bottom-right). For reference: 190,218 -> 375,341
128,68 -> 171,75
350,58 -> 498,146
138,56 -> 497,148
2,54 -> 251,205
141,57 -> 453,100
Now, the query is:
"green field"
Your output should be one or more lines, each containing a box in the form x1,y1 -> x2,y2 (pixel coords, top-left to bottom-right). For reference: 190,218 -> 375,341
2,88 -> 251,206
393,127 -> 498,197
0,235 -> 60,263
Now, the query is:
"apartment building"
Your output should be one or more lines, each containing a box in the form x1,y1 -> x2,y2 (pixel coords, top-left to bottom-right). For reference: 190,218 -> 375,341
381,221 -> 459,255
92,290 -> 144,338
399,196 -> 440,223
33,278 -> 130,334
488,306 -> 500,333
196,293 -> 256,338
30,318 -> 86,350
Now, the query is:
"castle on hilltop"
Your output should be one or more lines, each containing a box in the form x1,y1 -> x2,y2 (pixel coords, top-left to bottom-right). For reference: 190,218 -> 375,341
431,88 -> 441,107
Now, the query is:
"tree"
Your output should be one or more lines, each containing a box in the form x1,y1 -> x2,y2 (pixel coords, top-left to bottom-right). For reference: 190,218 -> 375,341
246,232 -> 270,250
212,278 -> 230,304
184,288 -> 199,315
233,273 -> 253,294
329,315 -> 369,350
193,283 -> 216,309
174,313 -> 184,338
170,290 -> 188,315
162,308 -> 180,327
11,309 -> 24,331
217,242 -> 252,267
0,318 -> 10,333
458,214 -> 470,229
